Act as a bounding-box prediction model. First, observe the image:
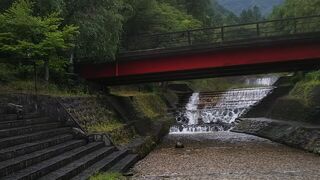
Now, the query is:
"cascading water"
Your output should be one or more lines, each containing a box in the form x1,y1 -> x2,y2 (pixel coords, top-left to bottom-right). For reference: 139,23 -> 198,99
170,76 -> 278,134
245,75 -> 279,86
185,93 -> 200,126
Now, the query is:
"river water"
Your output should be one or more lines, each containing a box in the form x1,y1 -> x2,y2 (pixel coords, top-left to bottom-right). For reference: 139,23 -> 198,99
131,75 -> 320,179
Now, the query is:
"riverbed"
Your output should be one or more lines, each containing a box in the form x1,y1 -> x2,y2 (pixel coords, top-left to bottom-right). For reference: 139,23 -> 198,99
131,132 -> 320,179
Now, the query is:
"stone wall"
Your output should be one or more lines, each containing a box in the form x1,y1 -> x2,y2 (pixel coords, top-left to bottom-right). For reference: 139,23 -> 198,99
0,92 -> 173,156
59,96 -> 137,145
0,93 -> 76,124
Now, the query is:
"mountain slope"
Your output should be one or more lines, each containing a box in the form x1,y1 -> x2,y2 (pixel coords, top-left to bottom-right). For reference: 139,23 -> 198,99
215,0 -> 284,16
209,0 -> 239,25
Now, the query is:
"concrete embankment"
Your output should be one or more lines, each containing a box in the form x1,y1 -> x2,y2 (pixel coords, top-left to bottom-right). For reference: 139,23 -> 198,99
232,118 -> 320,154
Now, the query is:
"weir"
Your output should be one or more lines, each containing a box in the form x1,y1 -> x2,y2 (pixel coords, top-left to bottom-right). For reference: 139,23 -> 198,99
170,76 -> 278,134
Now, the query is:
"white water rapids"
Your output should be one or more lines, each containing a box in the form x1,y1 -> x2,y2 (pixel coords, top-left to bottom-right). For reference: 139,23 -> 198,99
170,76 -> 278,134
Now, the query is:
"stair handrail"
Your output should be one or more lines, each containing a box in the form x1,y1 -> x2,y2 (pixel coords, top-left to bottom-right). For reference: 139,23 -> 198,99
55,98 -> 87,134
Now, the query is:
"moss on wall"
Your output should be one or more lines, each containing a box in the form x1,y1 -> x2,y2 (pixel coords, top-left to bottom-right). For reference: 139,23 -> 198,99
61,97 -> 137,145
132,94 -> 167,119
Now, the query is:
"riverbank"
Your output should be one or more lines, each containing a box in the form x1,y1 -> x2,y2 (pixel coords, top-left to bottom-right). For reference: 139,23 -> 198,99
131,132 -> 320,179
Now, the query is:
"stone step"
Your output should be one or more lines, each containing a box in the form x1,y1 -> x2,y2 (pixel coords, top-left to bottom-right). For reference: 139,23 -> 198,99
0,134 -> 74,161
108,154 -> 139,173
0,117 -> 52,130
0,122 -> 62,138
71,150 -> 129,180
0,139 -> 86,177
39,146 -> 117,180
0,113 -> 41,121
2,142 -> 105,180
0,127 -> 71,149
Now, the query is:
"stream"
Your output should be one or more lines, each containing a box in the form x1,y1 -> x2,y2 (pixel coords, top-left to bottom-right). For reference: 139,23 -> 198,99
131,75 -> 320,179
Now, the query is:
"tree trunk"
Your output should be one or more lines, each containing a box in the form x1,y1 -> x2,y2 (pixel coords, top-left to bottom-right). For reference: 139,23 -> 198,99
44,59 -> 49,82
68,52 -> 74,73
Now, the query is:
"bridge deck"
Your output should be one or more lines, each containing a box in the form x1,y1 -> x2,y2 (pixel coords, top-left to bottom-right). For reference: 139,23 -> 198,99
77,15 -> 320,85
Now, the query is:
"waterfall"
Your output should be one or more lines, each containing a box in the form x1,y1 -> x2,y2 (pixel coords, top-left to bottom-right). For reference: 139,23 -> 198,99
245,75 -> 279,86
170,85 -> 275,134
185,93 -> 200,125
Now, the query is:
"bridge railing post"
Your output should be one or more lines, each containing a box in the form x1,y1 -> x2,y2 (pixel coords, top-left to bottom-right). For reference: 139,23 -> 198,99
221,27 -> 224,42
256,23 -> 260,37
187,30 -> 192,45
293,19 -> 297,34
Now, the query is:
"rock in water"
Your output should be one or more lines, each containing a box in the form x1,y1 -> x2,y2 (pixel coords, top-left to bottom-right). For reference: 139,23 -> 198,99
175,141 -> 184,148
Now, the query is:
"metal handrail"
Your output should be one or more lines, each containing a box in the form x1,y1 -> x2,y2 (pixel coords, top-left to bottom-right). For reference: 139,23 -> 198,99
129,15 -> 320,37
56,98 -> 87,134
122,15 -> 320,52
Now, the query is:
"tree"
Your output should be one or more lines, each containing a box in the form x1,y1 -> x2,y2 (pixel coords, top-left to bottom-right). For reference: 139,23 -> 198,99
239,6 -> 262,23
0,0 -> 78,82
66,0 -> 126,61
124,0 -> 201,35
269,0 -> 320,35
253,6 -> 262,21
0,0 -> 14,12
270,0 -> 320,18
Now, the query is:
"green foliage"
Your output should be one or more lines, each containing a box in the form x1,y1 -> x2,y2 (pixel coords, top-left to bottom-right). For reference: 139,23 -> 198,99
34,0 -> 66,16
87,121 -> 135,145
87,121 -> 124,133
0,0 -> 78,82
124,0 -> 201,36
239,6 -> 263,23
0,0 -> 14,12
0,63 -> 17,83
90,172 -> 125,180
0,0 -> 78,59
159,0 -> 238,26
268,1 -> 320,43
133,94 -> 167,119
184,78 -> 255,92
0,80 -> 88,96
290,71 -> 320,106
270,0 -> 320,18
69,0 -> 126,60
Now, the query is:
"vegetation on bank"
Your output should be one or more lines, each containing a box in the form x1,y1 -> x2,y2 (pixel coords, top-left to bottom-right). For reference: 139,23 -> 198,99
90,172 -> 125,180
266,71 -> 320,124
110,85 -> 169,119
132,94 -> 167,119
184,78 -> 252,92
0,79 -> 88,96
289,71 -> 320,106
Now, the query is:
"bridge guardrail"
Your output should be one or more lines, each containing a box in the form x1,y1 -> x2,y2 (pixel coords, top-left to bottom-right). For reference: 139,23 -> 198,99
121,15 -> 320,52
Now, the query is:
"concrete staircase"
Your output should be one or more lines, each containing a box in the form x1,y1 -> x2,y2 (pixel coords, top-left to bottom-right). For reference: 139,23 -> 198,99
0,111 -> 138,180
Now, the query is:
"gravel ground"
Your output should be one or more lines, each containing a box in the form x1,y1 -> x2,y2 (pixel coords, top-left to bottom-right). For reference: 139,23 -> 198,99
131,132 -> 320,180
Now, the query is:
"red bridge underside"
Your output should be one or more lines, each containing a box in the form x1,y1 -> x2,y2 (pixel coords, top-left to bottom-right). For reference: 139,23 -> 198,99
79,40 -> 320,85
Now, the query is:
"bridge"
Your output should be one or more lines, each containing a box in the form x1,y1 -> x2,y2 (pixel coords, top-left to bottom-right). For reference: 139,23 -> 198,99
78,15 -> 320,85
